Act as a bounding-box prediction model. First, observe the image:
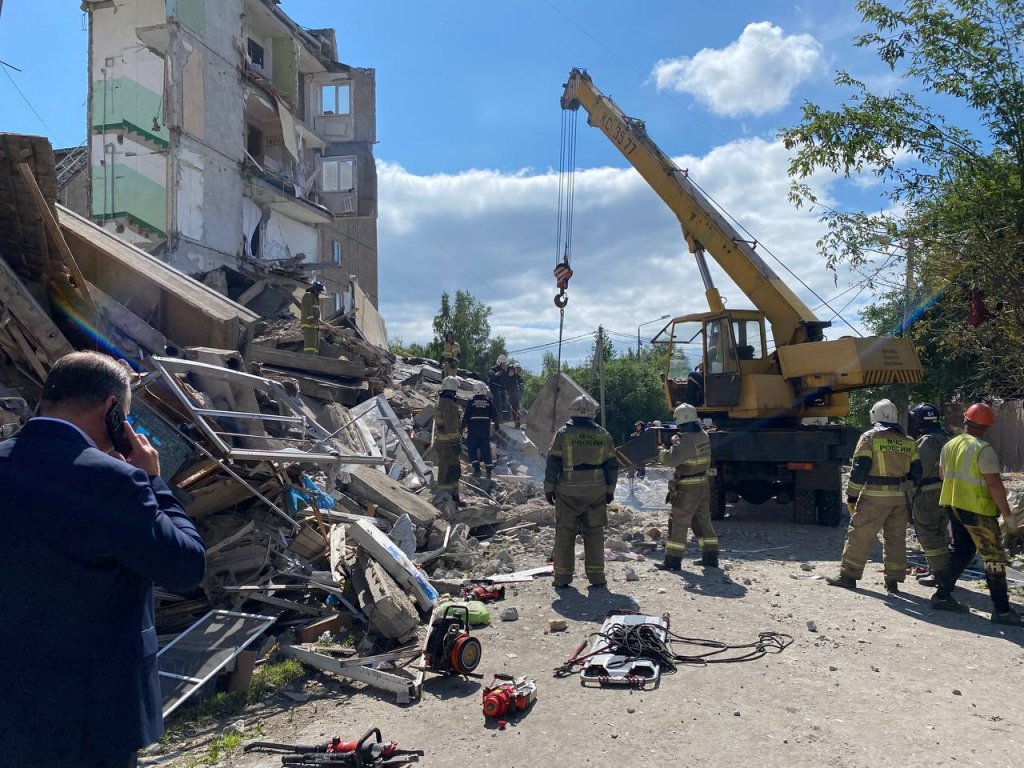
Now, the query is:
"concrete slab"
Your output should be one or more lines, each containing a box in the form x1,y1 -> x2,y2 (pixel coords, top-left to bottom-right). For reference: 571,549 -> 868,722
523,373 -> 595,456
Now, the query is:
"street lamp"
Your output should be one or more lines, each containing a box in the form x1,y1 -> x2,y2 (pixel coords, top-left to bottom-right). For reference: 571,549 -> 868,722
637,315 -> 670,356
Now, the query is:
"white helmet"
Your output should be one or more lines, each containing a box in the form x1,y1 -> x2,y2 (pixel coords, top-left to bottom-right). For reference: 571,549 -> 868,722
474,380 -> 490,396
674,403 -> 699,425
869,398 -> 898,424
441,376 -> 459,393
568,395 -> 597,418
496,354 -> 508,365
651,420 -> 662,428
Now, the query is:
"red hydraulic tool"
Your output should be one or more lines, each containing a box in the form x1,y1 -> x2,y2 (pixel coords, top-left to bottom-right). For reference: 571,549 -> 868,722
462,584 -> 505,603
481,674 -> 537,719
244,727 -> 423,767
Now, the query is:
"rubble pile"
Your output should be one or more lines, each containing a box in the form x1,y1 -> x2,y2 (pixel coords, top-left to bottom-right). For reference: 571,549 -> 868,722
0,133 -> 571,711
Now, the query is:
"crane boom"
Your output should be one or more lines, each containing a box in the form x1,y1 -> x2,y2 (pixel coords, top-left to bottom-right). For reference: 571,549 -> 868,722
561,67 -> 825,349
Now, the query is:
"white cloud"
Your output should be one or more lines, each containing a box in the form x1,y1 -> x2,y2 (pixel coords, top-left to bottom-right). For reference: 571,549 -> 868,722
377,137 -> 873,374
651,22 -> 822,117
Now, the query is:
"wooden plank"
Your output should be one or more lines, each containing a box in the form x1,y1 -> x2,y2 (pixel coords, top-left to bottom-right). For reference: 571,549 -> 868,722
16,163 -> 98,319
6,322 -> 47,381
0,253 -> 73,363
248,344 -> 368,379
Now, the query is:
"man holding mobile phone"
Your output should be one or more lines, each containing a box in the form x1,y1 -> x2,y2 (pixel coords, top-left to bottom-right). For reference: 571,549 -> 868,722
0,351 -> 207,767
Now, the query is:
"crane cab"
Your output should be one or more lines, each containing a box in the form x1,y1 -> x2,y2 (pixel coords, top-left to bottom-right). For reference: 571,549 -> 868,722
654,310 -> 769,412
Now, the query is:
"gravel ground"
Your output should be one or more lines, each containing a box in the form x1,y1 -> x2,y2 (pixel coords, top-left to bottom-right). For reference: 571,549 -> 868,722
150,468 -> 1024,768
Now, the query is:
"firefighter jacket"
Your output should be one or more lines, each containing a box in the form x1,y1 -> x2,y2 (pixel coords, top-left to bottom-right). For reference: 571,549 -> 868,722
300,292 -> 321,329
544,417 -> 618,494
487,365 -> 507,393
505,370 -> 523,400
939,433 -> 999,516
433,393 -> 462,445
658,428 -> 711,486
847,423 -> 921,502
915,431 -> 949,493
441,340 -> 461,364
462,394 -> 498,440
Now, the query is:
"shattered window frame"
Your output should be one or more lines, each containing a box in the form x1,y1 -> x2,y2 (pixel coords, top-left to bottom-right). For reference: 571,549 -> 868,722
146,356 -> 382,465
345,394 -> 431,490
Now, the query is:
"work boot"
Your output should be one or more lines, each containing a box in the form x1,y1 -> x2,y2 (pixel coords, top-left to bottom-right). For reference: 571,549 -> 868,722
991,608 -> 1024,626
452,493 -> 467,508
917,573 -> 937,587
825,574 -> 857,589
486,467 -> 493,480
553,581 -> 573,590
693,552 -> 719,568
472,465 -> 481,478
930,593 -> 968,613
885,579 -> 900,594
654,554 -> 682,572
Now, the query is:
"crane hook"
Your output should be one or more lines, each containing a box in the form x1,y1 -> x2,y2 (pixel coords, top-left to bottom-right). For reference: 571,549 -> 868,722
553,260 -> 573,309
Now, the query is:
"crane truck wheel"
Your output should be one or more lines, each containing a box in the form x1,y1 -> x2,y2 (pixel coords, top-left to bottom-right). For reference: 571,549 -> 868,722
792,489 -> 818,525
709,476 -> 727,520
816,490 -> 843,527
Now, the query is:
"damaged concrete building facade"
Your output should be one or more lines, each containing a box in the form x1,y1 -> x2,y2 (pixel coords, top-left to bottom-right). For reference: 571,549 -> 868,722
81,0 -> 379,309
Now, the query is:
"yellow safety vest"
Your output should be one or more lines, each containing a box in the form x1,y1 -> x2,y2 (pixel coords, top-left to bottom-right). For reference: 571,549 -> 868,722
939,433 -> 998,516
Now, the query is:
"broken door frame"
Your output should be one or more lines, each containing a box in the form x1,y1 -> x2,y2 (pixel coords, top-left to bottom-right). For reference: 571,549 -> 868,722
157,608 -> 276,718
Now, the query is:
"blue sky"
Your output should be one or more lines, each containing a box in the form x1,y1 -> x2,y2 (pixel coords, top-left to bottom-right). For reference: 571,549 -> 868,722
0,1 -> 920,371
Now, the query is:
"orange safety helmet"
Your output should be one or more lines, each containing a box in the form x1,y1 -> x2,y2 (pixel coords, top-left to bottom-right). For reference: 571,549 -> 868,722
964,402 -> 994,427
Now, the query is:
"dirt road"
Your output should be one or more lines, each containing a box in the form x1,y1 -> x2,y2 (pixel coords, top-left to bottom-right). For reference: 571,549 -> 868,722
154,469 -> 1024,768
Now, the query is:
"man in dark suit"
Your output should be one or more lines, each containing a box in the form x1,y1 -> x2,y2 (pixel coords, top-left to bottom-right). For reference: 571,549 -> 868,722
0,351 -> 206,768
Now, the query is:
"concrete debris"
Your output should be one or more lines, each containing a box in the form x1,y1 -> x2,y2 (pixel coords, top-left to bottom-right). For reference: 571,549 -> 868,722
0,134 -> 562,711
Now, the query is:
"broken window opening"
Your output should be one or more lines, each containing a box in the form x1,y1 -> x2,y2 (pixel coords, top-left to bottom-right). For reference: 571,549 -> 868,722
320,82 -> 351,116
331,239 -> 341,265
246,124 -> 263,159
247,38 -> 265,69
322,156 -> 355,193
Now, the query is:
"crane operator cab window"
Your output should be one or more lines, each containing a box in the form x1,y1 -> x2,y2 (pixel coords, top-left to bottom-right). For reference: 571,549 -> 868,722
731,319 -> 764,361
703,316 -> 741,408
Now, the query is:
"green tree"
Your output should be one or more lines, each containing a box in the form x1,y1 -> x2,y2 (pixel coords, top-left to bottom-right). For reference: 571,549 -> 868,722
423,290 -> 508,375
781,0 -> 1024,397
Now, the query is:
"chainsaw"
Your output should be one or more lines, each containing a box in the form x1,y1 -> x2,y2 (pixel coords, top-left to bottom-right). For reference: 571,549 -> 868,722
462,584 -> 505,603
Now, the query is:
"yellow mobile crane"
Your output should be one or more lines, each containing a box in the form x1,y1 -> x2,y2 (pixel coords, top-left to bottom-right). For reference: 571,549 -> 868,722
561,68 -> 922,525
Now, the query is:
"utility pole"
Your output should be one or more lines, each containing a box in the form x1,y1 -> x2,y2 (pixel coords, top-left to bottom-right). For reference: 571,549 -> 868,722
897,241 -> 916,422
597,325 -> 606,427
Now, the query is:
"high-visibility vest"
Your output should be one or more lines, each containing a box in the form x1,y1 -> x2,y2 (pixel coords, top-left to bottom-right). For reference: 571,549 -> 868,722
939,433 -> 998,516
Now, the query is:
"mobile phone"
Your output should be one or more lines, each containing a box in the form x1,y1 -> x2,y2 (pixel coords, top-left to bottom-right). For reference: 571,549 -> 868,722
105,400 -> 133,457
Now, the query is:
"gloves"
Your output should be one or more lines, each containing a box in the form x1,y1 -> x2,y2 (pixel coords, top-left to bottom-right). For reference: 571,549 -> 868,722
544,490 -> 556,505
847,498 -> 857,515
606,492 -> 615,503
452,442 -> 462,454
665,492 -> 673,504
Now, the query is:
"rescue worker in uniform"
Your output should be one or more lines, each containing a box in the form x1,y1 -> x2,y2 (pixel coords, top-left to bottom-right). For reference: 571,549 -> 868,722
907,403 -> 952,587
655,403 -> 718,570
544,396 -> 618,589
827,399 -> 921,593
300,282 -> 325,355
440,330 -> 461,378
433,376 -> 464,507
462,380 -> 499,479
506,364 -> 524,428
930,403 -> 1022,624
488,354 -> 510,422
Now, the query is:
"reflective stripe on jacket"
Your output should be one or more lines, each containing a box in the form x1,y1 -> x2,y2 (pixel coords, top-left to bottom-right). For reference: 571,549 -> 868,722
939,433 -> 998,516
847,425 -> 919,499
545,419 -> 618,491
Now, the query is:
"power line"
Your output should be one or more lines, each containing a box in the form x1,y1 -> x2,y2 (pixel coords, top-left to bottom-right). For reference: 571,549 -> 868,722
1,60 -> 53,137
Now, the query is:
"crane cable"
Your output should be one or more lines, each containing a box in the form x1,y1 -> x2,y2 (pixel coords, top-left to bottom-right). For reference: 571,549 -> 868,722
553,105 -> 579,373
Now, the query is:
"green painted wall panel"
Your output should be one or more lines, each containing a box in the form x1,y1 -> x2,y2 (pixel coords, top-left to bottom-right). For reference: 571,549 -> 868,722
272,36 -> 298,103
91,163 -> 168,238
90,78 -> 169,147
172,0 -> 205,33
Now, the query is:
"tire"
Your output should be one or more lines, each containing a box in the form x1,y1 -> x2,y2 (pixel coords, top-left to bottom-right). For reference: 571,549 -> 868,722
816,490 -> 843,527
792,488 -> 817,524
709,475 -> 727,520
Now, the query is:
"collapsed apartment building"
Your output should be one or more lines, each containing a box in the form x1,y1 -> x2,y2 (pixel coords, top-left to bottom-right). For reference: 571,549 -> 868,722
0,133 -> 590,713
68,0 -> 378,312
